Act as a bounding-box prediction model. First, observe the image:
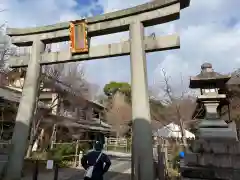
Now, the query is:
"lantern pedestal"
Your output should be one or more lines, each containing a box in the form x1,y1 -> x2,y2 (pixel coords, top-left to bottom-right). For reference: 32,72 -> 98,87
198,127 -> 237,140
196,95 -> 237,140
181,139 -> 240,180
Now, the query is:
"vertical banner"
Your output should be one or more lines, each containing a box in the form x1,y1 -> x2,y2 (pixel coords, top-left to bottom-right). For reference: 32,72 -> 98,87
69,20 -> 88,53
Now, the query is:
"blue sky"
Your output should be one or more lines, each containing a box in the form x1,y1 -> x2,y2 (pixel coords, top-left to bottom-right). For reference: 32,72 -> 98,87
1,0 -> 240,96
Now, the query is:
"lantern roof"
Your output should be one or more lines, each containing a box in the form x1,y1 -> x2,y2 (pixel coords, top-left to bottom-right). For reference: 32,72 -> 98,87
189,63 -> 231,89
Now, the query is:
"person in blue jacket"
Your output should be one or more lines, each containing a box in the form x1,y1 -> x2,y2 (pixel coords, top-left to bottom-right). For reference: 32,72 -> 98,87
81,141 -> 111,180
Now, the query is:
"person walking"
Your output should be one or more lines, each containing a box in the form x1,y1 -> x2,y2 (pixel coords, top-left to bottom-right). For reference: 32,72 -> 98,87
81,141 -> 111,180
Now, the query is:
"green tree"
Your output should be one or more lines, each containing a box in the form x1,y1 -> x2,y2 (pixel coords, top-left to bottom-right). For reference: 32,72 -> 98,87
103,81 -> 131,98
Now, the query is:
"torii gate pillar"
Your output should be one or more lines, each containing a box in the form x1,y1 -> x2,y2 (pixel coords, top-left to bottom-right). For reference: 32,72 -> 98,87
4,40 -> 44,180
130,21 -> 154,180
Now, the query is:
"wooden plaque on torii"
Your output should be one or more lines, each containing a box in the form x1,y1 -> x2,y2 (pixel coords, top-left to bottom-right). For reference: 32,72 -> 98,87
69,20 -> 89,54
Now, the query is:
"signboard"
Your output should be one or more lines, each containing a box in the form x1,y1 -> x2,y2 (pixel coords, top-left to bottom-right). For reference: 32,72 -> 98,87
46,160 -> 54,169
69,20 -> 89,53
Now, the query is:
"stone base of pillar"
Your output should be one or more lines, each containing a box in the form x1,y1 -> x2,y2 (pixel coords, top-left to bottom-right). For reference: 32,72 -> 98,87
181,139 -> 240,180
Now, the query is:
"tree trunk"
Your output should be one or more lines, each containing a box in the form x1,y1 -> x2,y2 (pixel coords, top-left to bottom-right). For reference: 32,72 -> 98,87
26,129 -> 40,157
26,118 -> 41,158
176,105 -> 187,150
26,144 -> 33,158
179,118 -> 187,150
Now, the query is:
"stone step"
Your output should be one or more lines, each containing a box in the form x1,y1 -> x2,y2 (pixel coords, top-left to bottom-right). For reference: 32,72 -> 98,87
190,139 -> 240,154
181,165 -> 240,180
184,152 -> 240,168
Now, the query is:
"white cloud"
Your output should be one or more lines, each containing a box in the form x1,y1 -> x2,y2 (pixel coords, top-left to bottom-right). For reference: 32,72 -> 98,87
99,0 -> 149,13
1,0 -> 240,94
151,0 -> 240,92
0,0 -> 103,27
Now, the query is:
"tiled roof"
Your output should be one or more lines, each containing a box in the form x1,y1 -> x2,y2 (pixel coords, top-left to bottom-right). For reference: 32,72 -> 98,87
0,86 -> 48,108
42,73 -> 105,109
44,113 -> 112,131
4,69 -> 105,109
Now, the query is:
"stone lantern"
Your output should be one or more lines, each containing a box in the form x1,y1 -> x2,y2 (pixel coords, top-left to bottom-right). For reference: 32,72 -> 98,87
189,63 -> 236,139
181,63 -> 240,180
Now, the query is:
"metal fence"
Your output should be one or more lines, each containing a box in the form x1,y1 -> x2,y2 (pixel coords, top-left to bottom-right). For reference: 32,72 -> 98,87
105,138 -> 131,153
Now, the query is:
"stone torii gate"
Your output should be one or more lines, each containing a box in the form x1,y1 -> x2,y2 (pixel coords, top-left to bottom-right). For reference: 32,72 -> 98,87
4,0 -> 190,179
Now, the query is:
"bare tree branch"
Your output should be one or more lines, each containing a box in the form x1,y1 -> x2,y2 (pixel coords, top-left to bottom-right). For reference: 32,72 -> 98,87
152,68 -> 197,149
25,60 -> 93,154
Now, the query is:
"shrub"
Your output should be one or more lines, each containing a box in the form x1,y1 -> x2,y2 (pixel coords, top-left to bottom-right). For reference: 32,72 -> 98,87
167,168 -> 180,180
51,144 -> 75,161
172,153 -> 180,170
50,142 -> 91,161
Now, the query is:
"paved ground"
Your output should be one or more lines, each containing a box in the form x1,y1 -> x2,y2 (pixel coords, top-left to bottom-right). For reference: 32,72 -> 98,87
21,157 -> 131,180
67,157 -> 131,180
103,151 -> 131,158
